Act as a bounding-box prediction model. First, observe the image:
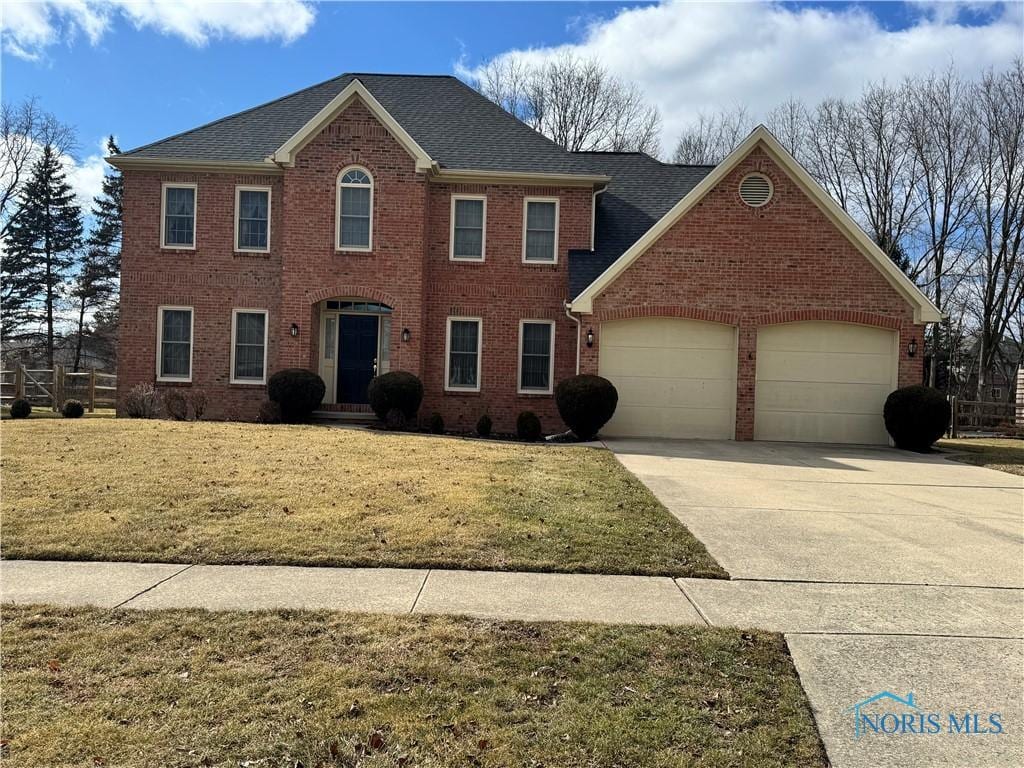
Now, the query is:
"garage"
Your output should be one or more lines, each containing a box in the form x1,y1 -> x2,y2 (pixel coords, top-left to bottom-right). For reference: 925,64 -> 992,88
599,317 -> 737,439
754,322 -> 897,444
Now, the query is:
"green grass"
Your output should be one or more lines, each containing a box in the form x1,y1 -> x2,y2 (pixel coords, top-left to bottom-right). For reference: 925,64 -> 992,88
937,437 -> 1024,477
0,604 -> 826,768
0,420 -> 725,577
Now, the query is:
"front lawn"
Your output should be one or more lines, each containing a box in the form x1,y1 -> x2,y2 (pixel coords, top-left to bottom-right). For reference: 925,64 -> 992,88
0,420 -> 725,577
937,437 -> 1024,477
0,605 -> 825,768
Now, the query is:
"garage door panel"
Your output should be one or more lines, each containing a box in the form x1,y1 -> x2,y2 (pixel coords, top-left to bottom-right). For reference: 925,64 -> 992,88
599,318 -> 736,440
754,322 -> 895,445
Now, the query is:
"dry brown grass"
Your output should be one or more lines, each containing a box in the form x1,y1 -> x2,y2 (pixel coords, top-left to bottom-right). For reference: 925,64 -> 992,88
0,420 -> 725,577
0,604 -> 826,768
937,438 -> 1024,477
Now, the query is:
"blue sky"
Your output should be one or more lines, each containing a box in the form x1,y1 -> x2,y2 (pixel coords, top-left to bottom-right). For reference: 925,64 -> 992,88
3,1 -> 1021,203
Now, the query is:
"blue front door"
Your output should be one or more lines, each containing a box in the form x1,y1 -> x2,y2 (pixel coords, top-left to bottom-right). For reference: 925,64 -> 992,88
338,315 -> 378,404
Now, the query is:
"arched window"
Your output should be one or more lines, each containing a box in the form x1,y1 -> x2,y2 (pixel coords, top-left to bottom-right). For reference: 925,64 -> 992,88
336,166 -> 373,251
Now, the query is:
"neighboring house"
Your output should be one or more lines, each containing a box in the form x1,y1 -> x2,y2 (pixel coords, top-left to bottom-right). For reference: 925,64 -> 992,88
959,339 -> 1021,404
109,73 -> 940,443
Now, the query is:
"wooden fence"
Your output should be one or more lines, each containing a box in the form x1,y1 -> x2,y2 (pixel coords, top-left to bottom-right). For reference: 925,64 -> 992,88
948,397 -> 1022,438
0,365 -> 116,412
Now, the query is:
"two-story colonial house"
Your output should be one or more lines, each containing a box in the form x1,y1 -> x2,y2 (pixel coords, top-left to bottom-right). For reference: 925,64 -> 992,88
110,73 -> 940,444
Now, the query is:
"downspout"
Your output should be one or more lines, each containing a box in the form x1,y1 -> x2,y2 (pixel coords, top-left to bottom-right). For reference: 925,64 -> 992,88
564,300 -> 581,375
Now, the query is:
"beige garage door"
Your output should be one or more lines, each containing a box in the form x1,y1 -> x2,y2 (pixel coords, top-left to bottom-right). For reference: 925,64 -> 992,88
754,322 -> 897,444
599,318 -> 737,439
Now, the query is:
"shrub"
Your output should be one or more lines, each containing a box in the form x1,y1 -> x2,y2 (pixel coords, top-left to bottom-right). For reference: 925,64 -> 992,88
268,368 -> 325,423
9,398 -> 31,419
62,399 -> 85,419
427,412 -> 445,435
385,408 -> 407,431
257,399 -> 282,424
476,414 -> 493,438
555,375 -> 619,440
164,390 -> 189,420
516,410 -> 542,442
883,385 -> 951,452
124,384 -> 161,419
188,391 -> 207,421
368,371 -> 423,421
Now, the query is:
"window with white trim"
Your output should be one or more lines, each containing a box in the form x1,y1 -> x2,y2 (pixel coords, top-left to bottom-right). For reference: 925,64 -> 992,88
235,187 -> 270,252
231,309 -> 268,384
162,184 -> 196,248
519,320 -> 554,393
523,198 -> 558,263
157,306 -> 193,381
337,167 -> 373,250
445,317 -> 481,391
450,195 -> 486,260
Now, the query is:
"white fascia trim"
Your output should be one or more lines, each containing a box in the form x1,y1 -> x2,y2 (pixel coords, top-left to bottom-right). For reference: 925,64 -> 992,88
230,308 -> 269,385
517,319 -> 556,395
234,185 -> 272,253
271,79 -> 436,173
449,194 -> 487,262
160,182 -> 197,250
156,305 -> 194,383
522,197 -> 560,265
444,316 -> 482,392
569,125 -> 941,324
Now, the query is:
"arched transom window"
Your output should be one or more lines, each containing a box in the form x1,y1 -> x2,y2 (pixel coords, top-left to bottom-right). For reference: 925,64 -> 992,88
336,166 -> 373,251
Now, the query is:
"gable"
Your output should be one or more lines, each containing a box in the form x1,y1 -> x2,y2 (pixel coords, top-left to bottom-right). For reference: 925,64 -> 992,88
571,127 -> 941,324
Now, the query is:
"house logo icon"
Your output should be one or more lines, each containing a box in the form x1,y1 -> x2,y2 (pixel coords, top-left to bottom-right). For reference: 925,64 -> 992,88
844,691 -> 920,739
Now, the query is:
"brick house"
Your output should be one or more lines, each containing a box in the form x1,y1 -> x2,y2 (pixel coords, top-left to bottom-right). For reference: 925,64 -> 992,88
110,73 -> 940,444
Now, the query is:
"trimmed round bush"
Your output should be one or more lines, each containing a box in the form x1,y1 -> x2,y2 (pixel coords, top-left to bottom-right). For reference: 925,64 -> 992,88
62,399 -> 85,419
257,399 -> 282,424
385,408 -> 407,431
555,374 -> 619,440
883,385 -> 951,452
427,412 -> 444,435
9,398 -> 32,419
268,368 -> 326,423
368,371 -> 423,421
476,414 -> 493,438
516,411 -> 542,442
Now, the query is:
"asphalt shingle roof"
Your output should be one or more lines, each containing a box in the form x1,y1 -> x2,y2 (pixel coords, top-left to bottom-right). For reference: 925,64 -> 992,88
568,153 -> 713,297
121,73 -> 594,175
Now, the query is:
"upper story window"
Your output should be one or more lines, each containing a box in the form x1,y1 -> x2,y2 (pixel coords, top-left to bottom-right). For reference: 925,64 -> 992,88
450,195 -> 486,261
161,183 -> 196,249
336,167 -> 373,251
523,198 -> 559,264
235,186 -> 271,252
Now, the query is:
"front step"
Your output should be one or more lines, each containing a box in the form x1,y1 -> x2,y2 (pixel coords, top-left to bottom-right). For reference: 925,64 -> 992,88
312,410 -> 376,425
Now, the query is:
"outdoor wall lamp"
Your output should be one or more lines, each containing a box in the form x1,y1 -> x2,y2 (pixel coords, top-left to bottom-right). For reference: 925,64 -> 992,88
290,323 -> 300,337
908,338 -> 918,357
586,328 -> 594,348
401,327 -> 411,343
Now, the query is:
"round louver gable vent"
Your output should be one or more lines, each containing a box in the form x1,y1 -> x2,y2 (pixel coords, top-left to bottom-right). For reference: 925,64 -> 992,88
739,173 -> 773,208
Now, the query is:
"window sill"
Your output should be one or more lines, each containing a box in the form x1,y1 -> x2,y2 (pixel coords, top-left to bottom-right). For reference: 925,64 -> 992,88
521,260 -> 558,267
517,390 -> 553,397
450,257 -> 485,264
444,388 -> 481,396
160,247 -> 195,254
229,380 -> 267,387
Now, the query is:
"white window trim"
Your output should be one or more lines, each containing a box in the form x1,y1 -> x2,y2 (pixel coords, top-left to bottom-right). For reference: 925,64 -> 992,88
521,196 -> 560,264
230,308 -> 269,385
517,319 -> 556,395
234,185 -> 272,253
444,316 -> 482,393
335,165 -> 373,252
156,305 -> 194,383
160,183 -> 197,250
449,194 -> 487,261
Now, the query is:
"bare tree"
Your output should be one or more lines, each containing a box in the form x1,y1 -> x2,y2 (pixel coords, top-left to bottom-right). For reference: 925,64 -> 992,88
765,98 -> 809,160
1,97 -> 75,240
475,53 -> 662,155
672,105 -> 753,164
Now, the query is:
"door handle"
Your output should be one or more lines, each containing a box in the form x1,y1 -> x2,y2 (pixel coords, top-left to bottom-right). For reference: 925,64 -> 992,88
373,357 -> 378,376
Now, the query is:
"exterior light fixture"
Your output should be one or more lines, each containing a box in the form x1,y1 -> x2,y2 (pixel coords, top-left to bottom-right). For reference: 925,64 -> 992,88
290,323 -> 299,337
401,327 -> 411,343
908,338 -> 917,357
586,328 -> 594,347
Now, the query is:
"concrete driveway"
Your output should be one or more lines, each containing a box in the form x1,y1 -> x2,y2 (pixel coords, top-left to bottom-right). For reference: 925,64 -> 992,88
607,438 -> 1024,768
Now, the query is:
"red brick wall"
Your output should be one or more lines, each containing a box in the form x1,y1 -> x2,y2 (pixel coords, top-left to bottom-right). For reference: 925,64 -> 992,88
579,147 -> 926,440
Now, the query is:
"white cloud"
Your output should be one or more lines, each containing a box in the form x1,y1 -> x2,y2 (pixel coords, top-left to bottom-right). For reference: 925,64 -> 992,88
61,136 -> 113,212
461,0 -> 1024,154
2,0 -> 315,60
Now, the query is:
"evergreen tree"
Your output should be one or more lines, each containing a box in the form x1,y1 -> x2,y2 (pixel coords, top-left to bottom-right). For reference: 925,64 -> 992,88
2,144 -> 83,366
70,136 -> 122,371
